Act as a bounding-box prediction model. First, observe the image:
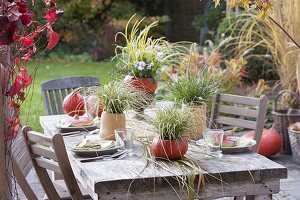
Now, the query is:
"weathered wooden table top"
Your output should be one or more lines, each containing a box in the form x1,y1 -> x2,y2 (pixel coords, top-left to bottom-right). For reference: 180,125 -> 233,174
40,114 -> 288,200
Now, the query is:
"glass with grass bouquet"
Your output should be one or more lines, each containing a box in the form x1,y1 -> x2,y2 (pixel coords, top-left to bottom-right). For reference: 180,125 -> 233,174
115,16 -> 183,119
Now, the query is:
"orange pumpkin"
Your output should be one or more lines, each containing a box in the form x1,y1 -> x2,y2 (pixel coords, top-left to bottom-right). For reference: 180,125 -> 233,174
242,128 -> 281,157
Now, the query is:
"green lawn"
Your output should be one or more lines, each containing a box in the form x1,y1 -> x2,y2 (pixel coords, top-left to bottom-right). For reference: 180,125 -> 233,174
20,59 -> 115,132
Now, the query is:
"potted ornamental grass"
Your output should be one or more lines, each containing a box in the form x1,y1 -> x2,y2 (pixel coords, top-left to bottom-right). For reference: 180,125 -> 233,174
115,15 -> 183,95
98,81 -> 152,140
148,106 -> 191,160
169,70 -> 222,140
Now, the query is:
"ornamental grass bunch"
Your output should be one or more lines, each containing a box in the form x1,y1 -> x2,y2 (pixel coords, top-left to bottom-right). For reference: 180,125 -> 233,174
224,0 -> 300,94
115,15 -> 184,78
98,81 -> 153,114
148,106 -> 191,140
169,69 -> 222,106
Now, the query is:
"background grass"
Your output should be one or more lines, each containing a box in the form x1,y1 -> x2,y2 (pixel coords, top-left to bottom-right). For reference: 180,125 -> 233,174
20,59 -> 115,131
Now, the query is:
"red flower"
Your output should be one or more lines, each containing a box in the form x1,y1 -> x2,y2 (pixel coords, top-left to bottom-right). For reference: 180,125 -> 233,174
7,68 -> 33,97
20,35 -> 34,47
22,49 -> 33,61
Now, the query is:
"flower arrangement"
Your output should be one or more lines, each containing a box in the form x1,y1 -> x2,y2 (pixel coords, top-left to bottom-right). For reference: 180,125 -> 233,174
0,0 -> 62,140
115,15 -> 182,79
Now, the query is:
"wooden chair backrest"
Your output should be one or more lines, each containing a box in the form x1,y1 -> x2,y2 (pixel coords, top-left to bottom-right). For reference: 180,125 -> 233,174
22,126 -> 84,200
12,131 -> 38,200
41,76 -> 100,115
209,93 -> 268,152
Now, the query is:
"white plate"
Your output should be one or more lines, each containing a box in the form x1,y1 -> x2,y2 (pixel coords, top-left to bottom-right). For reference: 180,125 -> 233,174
58,125 -> 98,133
71,140 -> 123,157
56,119 -> 98,133
195,137 -> 256,153
221,137 -> 256,153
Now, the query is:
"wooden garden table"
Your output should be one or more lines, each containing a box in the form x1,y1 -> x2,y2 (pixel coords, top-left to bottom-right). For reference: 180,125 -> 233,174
40,114 -> 287,200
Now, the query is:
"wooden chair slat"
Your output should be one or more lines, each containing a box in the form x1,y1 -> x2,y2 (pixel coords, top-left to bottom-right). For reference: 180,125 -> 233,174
12,141 -> 27,160
27,131 -> 52,146
35,157 -> 61,174
11,133 -> 24,149
48,90 -> 58,114
21,159 -> 33,177
216,116 -> 256,130
12,157 -> 38,200
218,105 -> 258,118
12,131 -> 32,176
41,76 -> 100,115
16,151 -> 31,172
52,134 -> 85,199
220,93 -> 260,106
60,89 -> 67,100
54,89 -> 64,114
252,95 -> 269,152
31,144 -> 57,161
33,165 -> 61,200
66,88 -> 72,94
42,91 -> 51,115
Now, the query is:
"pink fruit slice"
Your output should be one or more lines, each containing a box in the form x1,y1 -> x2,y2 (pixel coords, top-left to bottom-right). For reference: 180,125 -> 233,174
222,137 -> 239,147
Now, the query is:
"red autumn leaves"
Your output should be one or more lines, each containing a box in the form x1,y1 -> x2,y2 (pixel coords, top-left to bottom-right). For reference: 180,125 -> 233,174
8,68 -> 33,98
0,0 -> 62,140
0,0 -> 63,53
44,8 -> 63,49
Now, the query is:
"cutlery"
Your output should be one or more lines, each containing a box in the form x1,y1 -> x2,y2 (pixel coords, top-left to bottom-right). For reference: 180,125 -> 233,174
84,129 -> 100,138
79,149 -> 127,163
61,131 -> 81,136
61,128 -> 99,137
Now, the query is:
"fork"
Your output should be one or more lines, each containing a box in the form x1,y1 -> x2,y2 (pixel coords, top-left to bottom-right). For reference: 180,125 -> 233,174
83,129 -> 99,138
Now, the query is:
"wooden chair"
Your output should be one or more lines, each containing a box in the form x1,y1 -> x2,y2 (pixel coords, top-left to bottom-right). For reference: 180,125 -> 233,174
209,93 -> 268,152
22,126 -> 91,200
41,76 -> 100,115
12,131 -> 38,200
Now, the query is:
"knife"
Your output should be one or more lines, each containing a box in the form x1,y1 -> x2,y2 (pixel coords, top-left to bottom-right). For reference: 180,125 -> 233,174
79,150 -> 127,163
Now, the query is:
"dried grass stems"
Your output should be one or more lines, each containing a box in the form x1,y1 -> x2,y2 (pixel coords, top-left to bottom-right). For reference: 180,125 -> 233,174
226,1 -> 300,92
136,137 -> 256,200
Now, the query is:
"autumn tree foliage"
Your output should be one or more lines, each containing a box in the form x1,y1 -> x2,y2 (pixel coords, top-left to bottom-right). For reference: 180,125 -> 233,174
0,0 -> 62,140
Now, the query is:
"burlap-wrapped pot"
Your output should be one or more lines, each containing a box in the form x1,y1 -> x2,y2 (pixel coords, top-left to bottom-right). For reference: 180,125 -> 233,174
183,103 -> 207,140
100,111 -> 126,140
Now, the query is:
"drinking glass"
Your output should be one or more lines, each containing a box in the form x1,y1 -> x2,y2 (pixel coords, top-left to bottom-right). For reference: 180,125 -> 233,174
114,129 -> 134,156
84,95 -> 100,120
203,129 -> 224,158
